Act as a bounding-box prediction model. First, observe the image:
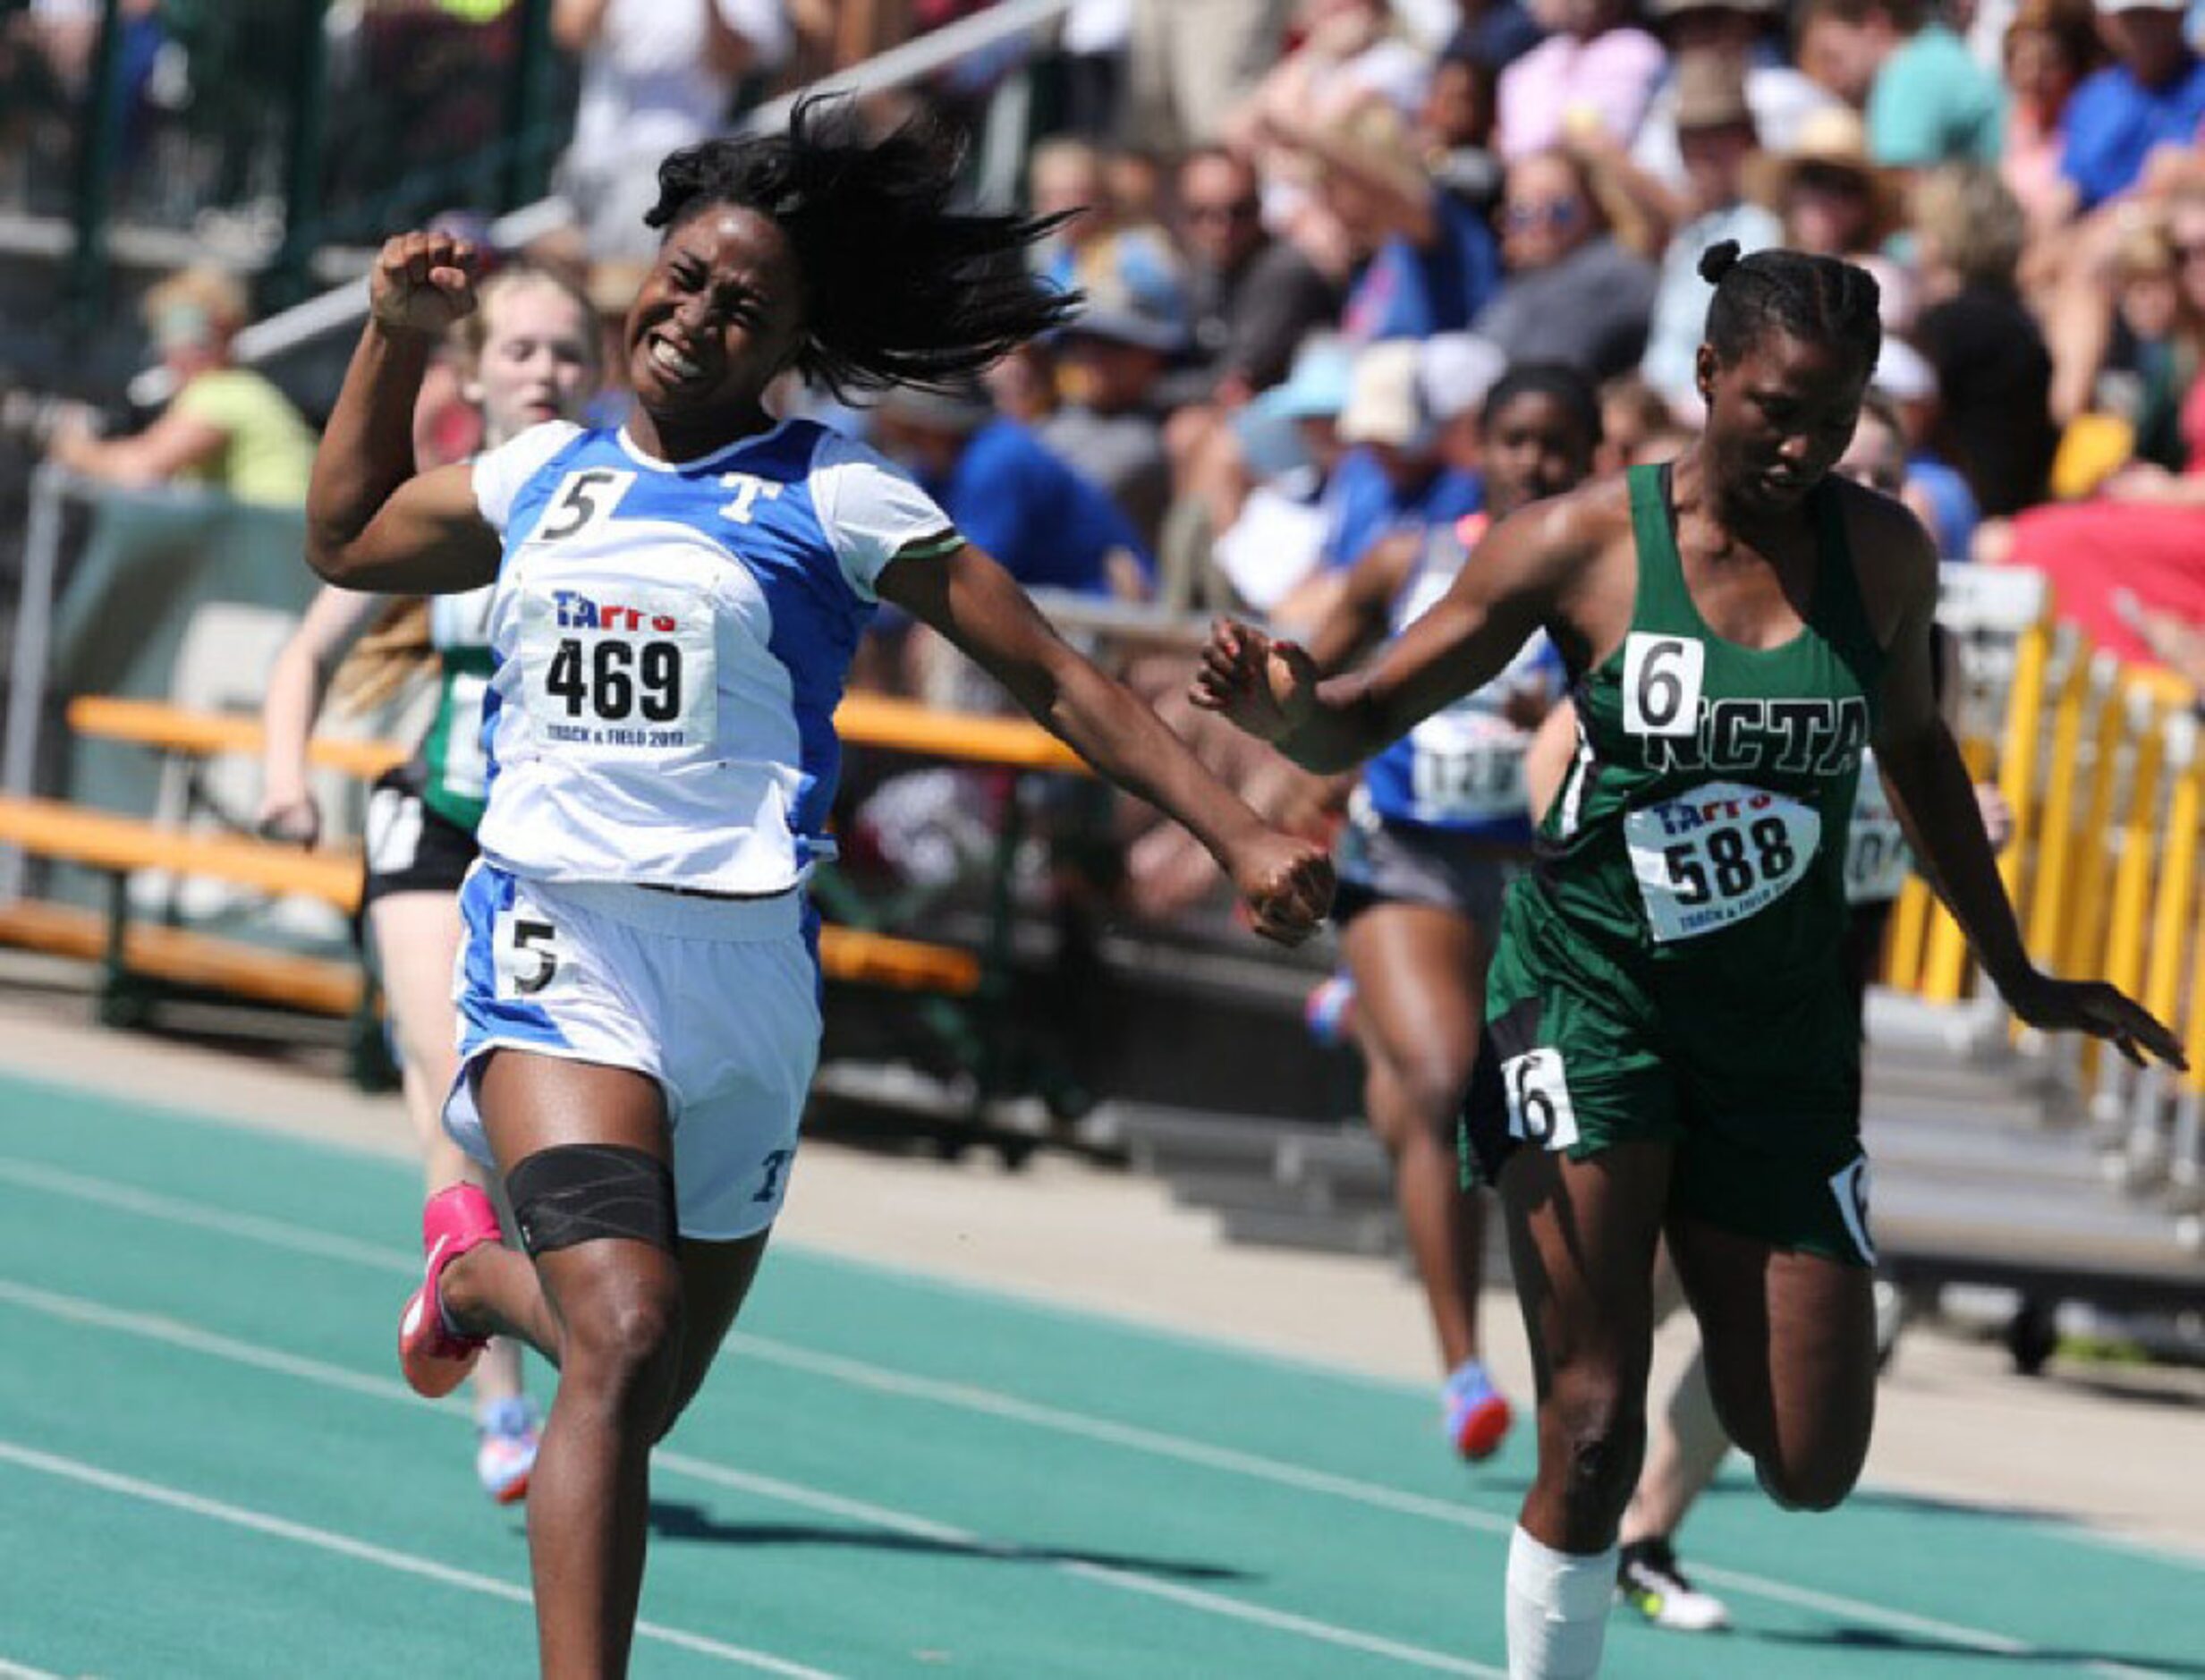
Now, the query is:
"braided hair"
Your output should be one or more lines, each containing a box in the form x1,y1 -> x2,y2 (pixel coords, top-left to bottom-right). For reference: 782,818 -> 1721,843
1698,241 -> 1881,380
645,98 -> 1080,400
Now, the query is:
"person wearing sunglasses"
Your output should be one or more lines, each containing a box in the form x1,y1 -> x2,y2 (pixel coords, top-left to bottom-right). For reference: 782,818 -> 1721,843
1471,148 -> 1660,381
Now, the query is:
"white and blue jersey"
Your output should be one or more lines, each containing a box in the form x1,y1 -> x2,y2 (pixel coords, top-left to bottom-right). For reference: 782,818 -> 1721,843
1360,513 -> 1564,842
469,416 -> 961,894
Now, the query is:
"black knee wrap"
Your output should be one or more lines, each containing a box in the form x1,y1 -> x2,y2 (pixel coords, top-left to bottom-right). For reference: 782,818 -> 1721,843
506,1144 -> 676,1256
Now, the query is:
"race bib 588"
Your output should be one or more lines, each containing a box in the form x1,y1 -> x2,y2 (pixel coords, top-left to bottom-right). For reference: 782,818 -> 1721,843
1624,780 -> 1820,943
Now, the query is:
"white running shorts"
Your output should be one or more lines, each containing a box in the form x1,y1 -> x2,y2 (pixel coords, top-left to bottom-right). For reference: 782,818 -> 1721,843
445,861 -> 822,1240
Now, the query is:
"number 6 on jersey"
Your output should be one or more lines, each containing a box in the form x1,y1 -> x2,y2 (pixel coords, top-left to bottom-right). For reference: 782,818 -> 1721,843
1623,632 -> 1706,737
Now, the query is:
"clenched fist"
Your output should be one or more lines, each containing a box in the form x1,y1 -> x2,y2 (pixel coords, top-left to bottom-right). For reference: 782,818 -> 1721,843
1226,826 -> 1335,946
369,231 -> 482,337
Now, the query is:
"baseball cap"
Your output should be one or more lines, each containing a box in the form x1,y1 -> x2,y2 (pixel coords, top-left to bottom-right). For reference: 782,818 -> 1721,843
1872,338 -> 1938,404
1250,334 -> 1359,421
1060,233 -> 1191,354
1419,334 -> 1507,423
1671,48 -> 1754,133
1338,340 -> 1435,450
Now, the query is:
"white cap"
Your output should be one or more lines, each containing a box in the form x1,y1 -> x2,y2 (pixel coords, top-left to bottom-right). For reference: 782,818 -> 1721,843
1338,340 -> 1434,449
1420,334 -> 1508,423
1872,337 -> 1937,403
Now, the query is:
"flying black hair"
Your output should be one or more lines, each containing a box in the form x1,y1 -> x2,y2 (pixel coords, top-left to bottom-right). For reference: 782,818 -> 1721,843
645,97 -> 1081,400
1698,241 -> 1881,379
1480,361 -> 1601,445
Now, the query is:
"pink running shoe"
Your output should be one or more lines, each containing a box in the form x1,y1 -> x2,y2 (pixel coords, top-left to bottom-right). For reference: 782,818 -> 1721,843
399,1184 -> 501,1399
1444,1358 -> 1514,1463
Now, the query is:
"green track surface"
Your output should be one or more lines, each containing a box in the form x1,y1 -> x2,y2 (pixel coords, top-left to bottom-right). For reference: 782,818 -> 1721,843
0,1070 -> 2198,1678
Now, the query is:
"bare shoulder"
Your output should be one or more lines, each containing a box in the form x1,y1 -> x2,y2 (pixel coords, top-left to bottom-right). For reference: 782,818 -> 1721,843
1828,473 -> 1938,646
1477,472 -> 1633,588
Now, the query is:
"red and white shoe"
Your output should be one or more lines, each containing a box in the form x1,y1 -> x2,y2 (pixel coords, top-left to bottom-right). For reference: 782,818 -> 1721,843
398,1184 -> 501,1399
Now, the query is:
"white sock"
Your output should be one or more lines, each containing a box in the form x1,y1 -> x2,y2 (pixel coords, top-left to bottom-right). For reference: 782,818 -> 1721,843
1505,1524 -> 1617,1680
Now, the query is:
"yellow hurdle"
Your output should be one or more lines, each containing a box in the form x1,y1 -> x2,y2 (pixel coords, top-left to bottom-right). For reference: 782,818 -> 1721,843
2059,658 -> 2131,991
1993,615 -> 2051,912
2091,683 -> 2173,1088
2143,712 -> 2201,1049
1918,734 -> 1997,1002
1885,876 -> 1932,992
2023,641 -> 2095,969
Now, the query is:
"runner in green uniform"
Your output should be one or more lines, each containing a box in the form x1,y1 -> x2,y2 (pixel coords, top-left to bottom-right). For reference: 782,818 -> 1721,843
1193,242 -> 2183,1679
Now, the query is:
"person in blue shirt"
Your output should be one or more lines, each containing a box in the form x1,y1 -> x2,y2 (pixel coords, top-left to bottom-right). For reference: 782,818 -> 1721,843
1297,365 -> 1601,1470
2061,0 -> 2205,208
303,98 -> 1332,1676
875,387 -> 1153,599
1319,340 -> 1485,573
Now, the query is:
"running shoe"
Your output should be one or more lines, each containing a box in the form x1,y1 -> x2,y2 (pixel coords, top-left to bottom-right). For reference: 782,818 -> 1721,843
398,1183 -> 500,1399
1442,1357 -> 1513,1461
1304,972 -> 1357,1048
1616,1536 -> 1731,1632
475,1395 -> 540,1506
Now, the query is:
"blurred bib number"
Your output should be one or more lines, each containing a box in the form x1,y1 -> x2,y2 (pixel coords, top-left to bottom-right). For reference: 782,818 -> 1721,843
1408,708 -> 1531,823
1624,780 -> 1820,943
517,583 -> 717,759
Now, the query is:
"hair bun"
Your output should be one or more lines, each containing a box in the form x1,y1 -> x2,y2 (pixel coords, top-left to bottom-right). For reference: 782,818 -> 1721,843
1698,241 -> 1743,285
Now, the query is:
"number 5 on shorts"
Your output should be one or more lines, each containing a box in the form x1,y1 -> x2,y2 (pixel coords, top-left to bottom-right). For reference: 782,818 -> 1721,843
1501,1048 -> 1580,1151
493,911 -> 562,1000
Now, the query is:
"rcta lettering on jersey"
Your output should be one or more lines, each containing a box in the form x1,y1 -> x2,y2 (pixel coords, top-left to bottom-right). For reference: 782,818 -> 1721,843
553,590 -> 679,634
1640,695 -> 1869,777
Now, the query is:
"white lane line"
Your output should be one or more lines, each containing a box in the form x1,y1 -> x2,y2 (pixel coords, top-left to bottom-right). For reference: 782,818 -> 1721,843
0,1278 -> 1503,1678
0,1436 -> 838,1679
0,1158 -> 410,1274
652,1449 -> 1504,1677
4,1155 -> 2197,1673
722,1339 -> 2184,1680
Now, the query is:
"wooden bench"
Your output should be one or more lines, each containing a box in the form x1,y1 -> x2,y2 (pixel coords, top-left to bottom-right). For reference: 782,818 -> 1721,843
59,696 -> 997,993
0,790 -> 979,1005
19,692 -> 1075,1131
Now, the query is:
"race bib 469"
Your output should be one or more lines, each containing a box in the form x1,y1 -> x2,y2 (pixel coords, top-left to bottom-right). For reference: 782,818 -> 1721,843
516,584 -> 717,759
1624,780 -> 1820,943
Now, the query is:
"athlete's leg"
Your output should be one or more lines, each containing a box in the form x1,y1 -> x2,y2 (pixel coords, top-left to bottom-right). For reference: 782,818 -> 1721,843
658,1231 -> 774,1438
1666,1217 -> 1877,1512
1504,1140 -> 1671,1549
447,1049 -> 684,1680
1499,1140 -> 1671,1679
370,889 -> 528,1409
1340,902 -> 1491,1373
1622,1252 -> 1728,1546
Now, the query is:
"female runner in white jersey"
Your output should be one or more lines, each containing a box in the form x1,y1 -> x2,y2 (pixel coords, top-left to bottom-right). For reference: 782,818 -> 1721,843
259,262 -> 601,1504
303,98 -> 1333,1676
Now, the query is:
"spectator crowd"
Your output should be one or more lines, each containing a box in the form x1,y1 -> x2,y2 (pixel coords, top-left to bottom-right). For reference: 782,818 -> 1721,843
22,0 -> 2205,907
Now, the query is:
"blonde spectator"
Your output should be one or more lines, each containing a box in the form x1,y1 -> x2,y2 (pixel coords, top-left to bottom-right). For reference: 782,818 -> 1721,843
46,266 -> 316,506
1911,162 -> 2057,513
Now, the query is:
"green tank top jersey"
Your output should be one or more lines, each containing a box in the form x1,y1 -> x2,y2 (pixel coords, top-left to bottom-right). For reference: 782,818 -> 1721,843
411,585 -> 498,834
1526,462 -> 1886,992
417,645 -> 495,834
